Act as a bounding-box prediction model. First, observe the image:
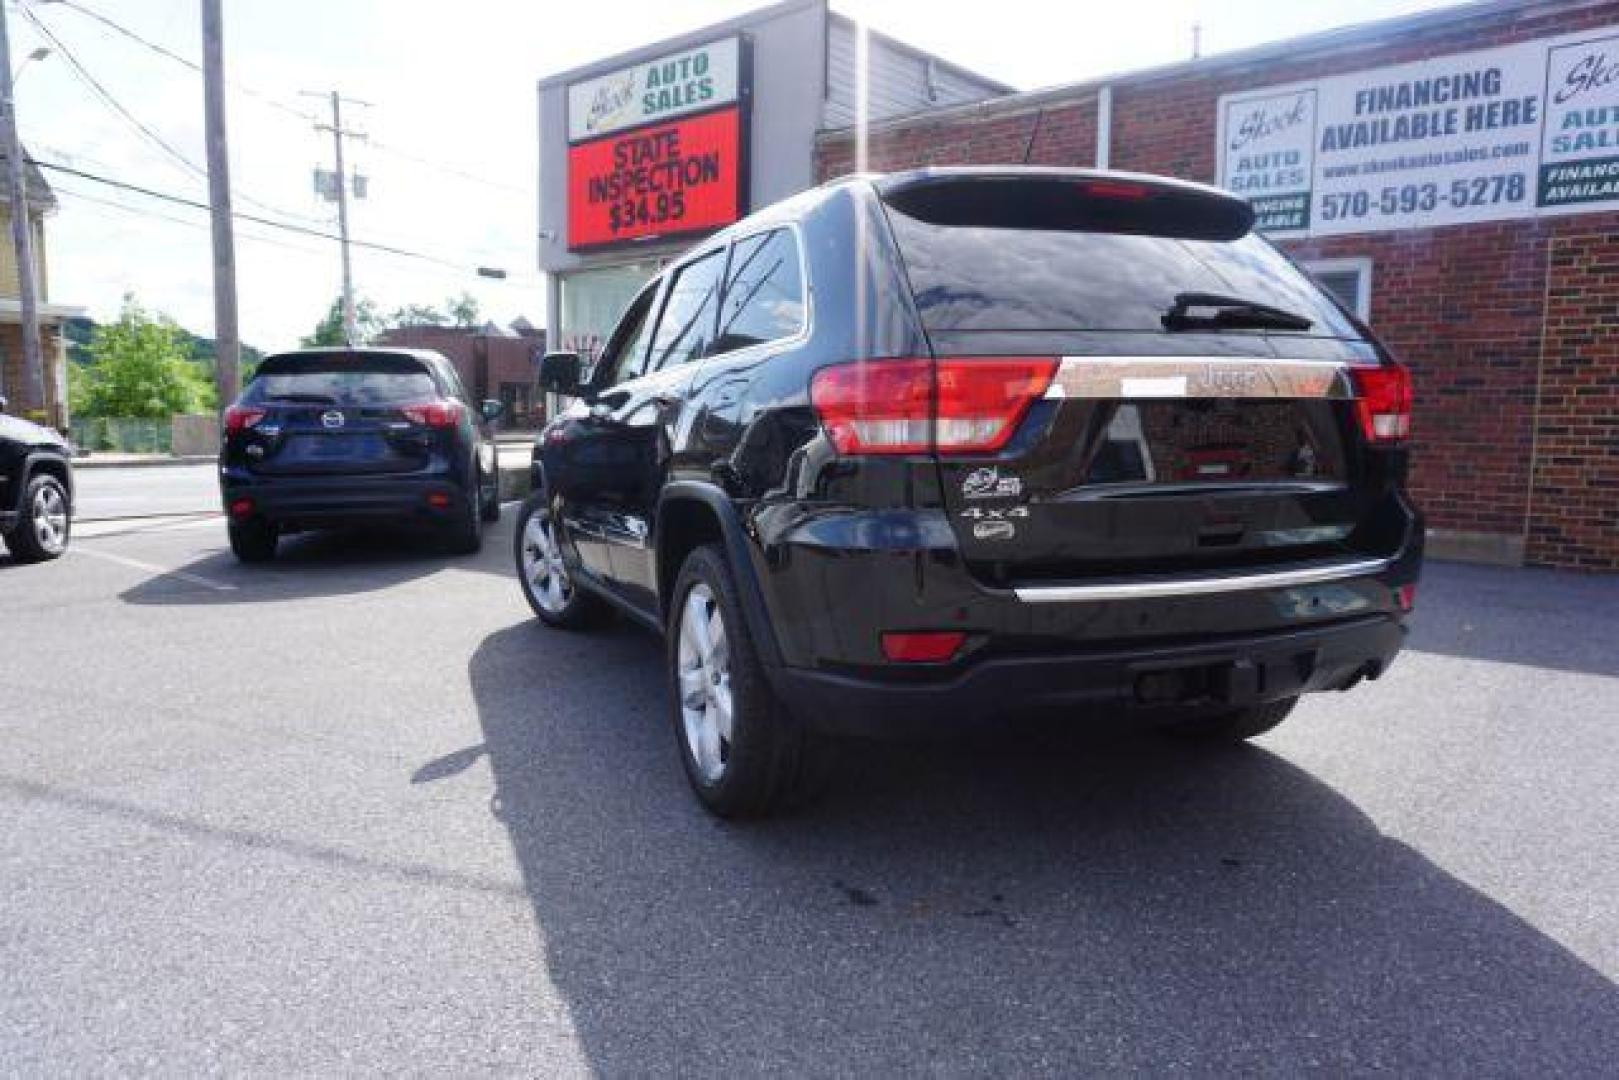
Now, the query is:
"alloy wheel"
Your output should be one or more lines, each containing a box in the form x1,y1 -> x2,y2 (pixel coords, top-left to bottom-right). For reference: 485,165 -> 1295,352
521,510 -> 571,613
676,583 -> 732,783
32,483 -> 68,555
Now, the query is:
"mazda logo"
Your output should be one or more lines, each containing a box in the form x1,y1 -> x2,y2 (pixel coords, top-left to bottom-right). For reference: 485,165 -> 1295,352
320,410 -> 346,429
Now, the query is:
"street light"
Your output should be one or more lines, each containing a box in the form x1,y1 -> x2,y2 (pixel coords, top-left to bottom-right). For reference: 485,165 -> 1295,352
12,46 -> 50,84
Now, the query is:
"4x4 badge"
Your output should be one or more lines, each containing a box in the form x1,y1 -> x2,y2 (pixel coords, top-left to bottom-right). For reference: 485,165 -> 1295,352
961,466 -> 1022,499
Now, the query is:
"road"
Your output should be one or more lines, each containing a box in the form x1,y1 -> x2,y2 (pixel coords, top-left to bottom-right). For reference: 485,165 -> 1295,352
72,444 -> 537,521
73,463 -> 220,520
3,517 -> 1618,1073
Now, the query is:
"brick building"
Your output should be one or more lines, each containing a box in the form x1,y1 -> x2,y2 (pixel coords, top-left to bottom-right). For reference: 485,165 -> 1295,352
816,0 -> 1619,570
373,320 -> 546,427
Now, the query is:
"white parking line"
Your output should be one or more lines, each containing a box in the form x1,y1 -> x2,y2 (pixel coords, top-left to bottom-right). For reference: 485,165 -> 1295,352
71,547 -> 238,592
75,514 -> 223,539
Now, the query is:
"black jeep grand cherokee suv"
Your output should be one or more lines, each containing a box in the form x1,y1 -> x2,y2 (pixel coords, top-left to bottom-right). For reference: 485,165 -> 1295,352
517,168 -> 1422,817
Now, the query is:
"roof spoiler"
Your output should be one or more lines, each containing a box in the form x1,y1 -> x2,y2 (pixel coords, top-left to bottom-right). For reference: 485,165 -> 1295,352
876,168 -> 1254,243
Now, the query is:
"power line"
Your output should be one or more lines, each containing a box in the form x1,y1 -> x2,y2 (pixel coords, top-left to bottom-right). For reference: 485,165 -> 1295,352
35,158 -> 536,281
52,184 -> 332,258
39,160 -> 454,266
22,4 -> 330,226
41,0 -> 529,196
22,7 -> 204,181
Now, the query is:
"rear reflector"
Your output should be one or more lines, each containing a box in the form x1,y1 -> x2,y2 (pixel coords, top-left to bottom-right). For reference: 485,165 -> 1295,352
400,400 -> 463,428
426,492 -> 453,509
810,358 -> 1056,455
1395,583 -> 1417,612
223,405 -> 266,434
1350,363 -> 1413,444
880,631 -> 966,663
228,497 -> 255,518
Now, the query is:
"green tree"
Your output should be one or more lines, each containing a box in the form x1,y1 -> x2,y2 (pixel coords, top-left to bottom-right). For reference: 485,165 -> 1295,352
387,302 -> 448,329
445,292 -> 481,328
72,296 -> 216,418
302,296 -> 382,346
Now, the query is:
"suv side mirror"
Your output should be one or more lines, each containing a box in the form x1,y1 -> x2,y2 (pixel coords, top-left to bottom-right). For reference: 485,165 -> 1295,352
538,351 -> 584,397
480,399 -> 505,423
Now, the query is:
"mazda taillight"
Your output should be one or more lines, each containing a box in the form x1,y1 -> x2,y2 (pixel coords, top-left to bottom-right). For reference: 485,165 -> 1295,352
810,358 -> 1056,455
1350,363 -> 1412,444
400,400 -> 463,428
223,405 -> 266,434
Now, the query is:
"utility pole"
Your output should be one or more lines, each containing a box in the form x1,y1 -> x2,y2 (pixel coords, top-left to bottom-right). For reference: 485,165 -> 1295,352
304,91 -> 368,345
201,0 -> 240,405
0,0 -> 46,416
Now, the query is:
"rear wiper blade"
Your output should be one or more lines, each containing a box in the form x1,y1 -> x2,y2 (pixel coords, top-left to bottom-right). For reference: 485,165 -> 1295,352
1162,291 -> 1313,332
260,392 -> 339,404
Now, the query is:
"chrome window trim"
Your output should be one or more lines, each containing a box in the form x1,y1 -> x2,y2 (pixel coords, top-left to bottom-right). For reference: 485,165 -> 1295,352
1011,556 -> 1393,603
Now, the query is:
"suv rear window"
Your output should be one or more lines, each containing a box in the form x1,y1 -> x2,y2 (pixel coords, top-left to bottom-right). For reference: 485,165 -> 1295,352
883,198 -> 1361,339
243,354 -> 439,407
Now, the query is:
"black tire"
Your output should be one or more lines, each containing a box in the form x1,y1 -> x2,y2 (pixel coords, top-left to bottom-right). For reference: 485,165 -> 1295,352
1165,696 -> 1299,742
668,544 -> 833,818
227,517 -> 278,562
513,492 -> 609,629
6,473 -> 71,562
445,481 -> 483,555
479,466 -> 501,523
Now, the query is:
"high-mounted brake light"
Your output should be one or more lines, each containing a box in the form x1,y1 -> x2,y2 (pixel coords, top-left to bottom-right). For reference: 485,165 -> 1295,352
1080,179 -> 1152,201
810,358 -> 1056,455
400,400 -> 463,428
1350,363 -> 1413,444
223,404 -> 266,434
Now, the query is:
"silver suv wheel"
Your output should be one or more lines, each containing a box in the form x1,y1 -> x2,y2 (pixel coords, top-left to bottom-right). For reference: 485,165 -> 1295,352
676,583 -> 732,783
520,509 -> 571,614
32,481 -> 69,555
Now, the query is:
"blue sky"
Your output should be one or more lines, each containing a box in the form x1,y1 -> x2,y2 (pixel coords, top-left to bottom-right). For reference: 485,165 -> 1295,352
13,0 -> 1457,350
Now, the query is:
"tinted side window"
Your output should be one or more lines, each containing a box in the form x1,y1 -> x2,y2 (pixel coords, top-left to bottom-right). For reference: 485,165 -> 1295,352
593,284 -> 659,389
646,250 -> 725,370
714,229 -> 805,355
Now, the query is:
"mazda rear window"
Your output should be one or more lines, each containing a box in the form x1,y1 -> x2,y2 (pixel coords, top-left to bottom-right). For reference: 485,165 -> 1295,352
244,355 -> 439,406
883,200 -> 1362,339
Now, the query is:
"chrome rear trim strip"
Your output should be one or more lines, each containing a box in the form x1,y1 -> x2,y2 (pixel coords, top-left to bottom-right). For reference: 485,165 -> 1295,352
1012,556 -> 1393,603
1044,356 -> 1356,401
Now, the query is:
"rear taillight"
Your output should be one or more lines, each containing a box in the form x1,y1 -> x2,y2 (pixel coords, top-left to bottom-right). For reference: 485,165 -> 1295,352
223,405 -> 266,434
1350,363 -> 1412,445
810,357 -> 1056,455
400,400 -> 463,428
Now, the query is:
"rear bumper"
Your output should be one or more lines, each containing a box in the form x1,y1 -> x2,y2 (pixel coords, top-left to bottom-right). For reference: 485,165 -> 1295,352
777,614 -> 1406,737
220,470 -> 468,527
740,497 -> 1422,735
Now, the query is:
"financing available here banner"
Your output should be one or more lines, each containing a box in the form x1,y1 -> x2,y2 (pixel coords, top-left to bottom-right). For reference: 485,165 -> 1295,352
1217,24 -> 1619,237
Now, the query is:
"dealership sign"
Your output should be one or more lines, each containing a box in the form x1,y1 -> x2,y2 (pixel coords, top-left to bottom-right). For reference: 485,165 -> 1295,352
566,36 -> 748,249
1217,25 -> 1619,237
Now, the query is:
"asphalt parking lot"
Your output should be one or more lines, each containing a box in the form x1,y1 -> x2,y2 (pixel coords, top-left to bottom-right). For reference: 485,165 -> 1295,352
3,513 -> 1617,1074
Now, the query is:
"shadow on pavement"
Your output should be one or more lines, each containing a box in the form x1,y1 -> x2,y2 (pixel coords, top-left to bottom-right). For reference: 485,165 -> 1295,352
117,523 -> 514,606
463,619 -> 1619,1073
1404,560 -> 1619,678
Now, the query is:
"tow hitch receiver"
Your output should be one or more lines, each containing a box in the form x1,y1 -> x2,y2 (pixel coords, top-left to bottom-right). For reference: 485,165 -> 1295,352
1134,653 -> 1317,706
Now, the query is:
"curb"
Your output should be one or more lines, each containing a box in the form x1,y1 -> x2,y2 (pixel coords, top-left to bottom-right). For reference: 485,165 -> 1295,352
74,455 -> 216,470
